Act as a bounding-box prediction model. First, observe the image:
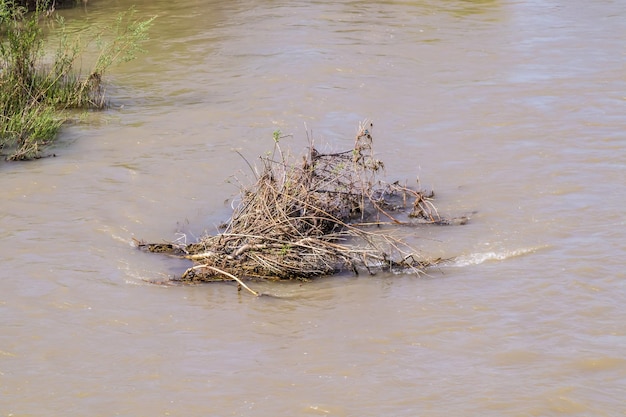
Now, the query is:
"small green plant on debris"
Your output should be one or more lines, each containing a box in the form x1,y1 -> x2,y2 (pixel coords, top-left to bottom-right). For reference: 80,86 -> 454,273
0,0 -> 155,160
137,122 -> 470,296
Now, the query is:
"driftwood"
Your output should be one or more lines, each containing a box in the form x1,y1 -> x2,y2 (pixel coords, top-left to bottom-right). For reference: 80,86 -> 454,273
138,121 -> 466,293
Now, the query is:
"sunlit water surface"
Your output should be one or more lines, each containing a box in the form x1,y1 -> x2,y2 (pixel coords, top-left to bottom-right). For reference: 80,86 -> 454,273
1,1 -> 625,415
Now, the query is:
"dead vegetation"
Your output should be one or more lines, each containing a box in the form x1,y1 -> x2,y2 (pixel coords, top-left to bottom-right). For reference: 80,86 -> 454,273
138,121 -> 467,294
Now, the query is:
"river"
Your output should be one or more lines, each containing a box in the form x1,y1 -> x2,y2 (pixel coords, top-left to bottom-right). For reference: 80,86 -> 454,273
1,0 -> 625,415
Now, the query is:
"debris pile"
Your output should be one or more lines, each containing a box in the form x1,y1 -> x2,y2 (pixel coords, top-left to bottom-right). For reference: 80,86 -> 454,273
139,122 -> 458,291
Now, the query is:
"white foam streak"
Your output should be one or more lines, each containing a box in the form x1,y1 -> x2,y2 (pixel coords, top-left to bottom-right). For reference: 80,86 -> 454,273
447,246 -> 546,267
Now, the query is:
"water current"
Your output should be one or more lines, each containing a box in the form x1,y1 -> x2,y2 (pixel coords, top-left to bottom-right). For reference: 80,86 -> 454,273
1,1 -> 625,415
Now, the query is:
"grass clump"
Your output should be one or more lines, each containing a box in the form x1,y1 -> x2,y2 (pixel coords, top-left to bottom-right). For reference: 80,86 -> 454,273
0,0 -> 155,160
138,122 -> 468,294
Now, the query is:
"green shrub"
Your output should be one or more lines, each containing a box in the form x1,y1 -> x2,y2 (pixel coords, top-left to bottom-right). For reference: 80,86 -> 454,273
0,0 -> 155,160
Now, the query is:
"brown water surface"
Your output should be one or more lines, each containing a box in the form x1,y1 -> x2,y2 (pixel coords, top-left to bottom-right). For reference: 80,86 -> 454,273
1,1 -> 625,416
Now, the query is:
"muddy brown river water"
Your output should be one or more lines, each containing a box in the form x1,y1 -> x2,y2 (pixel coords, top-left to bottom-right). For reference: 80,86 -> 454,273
1,0 -> 625,415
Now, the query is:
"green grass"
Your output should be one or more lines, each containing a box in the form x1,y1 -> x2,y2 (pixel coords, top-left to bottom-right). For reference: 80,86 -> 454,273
0,1 -> 155,160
